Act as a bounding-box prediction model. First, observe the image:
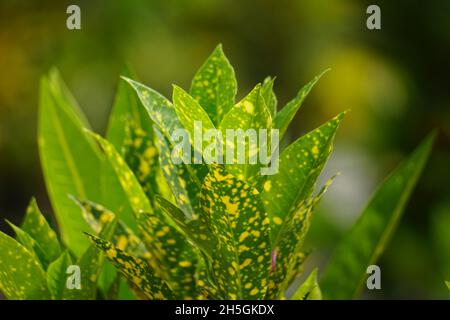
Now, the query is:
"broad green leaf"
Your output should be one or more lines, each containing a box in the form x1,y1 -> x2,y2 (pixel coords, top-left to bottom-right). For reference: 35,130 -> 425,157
190,44 -> 237,125
291,268 -> 322,300
106,67 -> 154,150
262,112 -> 346,241
21,198 -> 61,262
154,128 -> 202,219
261,76 -> 277,117
46,251 -> 73,299
219,84 -> 273,180
39,74 -> 102,256
155,195 -> 215,256
267,175 -> 336,298
86,234 -> 174,299
172,85 -> 216,154
320,132 -> 435,299
273,69 -> 329,141
0,232 -> 50,299
63,217 -> 117,299
200,165 -> 271,299
6,221 -> 50,269
88,131 -> 152,214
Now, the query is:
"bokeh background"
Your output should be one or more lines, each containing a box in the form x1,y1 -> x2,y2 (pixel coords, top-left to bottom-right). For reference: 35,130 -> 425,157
0,0 -> 449,299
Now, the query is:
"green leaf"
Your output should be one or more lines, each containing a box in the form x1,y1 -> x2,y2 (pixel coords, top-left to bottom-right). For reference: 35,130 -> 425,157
261,76 -> 277,117
46,251 -> 73,299
86,234 -> 174,299
267,175 -> 336,298
63,217 -> 117,299
190,44 -> 237,125
172,85 -> 216,154
106,67 -> 154,150
273,70 -> 329,141
6,221 -> 50,269
21,198 -> 61,263
262,112 -> 346,241
219,84 -> 273,180
291,268 -> 322,300
154,128 -> 202,219
446,281 -> 450,291
200,165 -> 271,299
320,132 -> 436,299
0,232 -> 50,299
155,195 -> 215,256
123,77 -> 180,139
38,73 -> 102,256
88,131 -> 153,215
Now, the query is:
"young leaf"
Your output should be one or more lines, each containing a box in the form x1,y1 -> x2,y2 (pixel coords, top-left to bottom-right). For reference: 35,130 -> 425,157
261,76 -> 277,117
200,165 -> 271,299
46,251 -> 73,299
273,70 -> 329,141
21,198 -> 61,262
291,268 -> 322,300
0,232 -> 50,299
39,74 -> 102,256
107,67 -> 154,150
262,112 -> 346,241
219,84 -> 273,179
172,85 -> 216,153
86,234 -> 174,299
190,44 -> 237,125
320,132 -> 436,299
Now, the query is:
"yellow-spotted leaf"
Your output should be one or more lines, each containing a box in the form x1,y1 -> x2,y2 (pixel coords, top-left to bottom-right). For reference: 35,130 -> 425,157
200,165 -> 271,299
0,232 -> 50,299
107,67 -> 154,150
320,133 -> 435,299
172,85 -> 217,154
190,44 -> 237,125
155,128 -> 202,219
88,131 -> 152,215
63,217 -> 117,299
291,268 -> 322,300
273,69 -> 329,141
86,234 -> 174,299
155,195 -> 216,256
219,84 -> 273,180
46,251 -> 73,299
39,72 -> 103,256
267,176 -> 336,298
21,198 -> 61,263
262,112 -> 346,241
136,210 -> 198,299
261,76 -> 277,117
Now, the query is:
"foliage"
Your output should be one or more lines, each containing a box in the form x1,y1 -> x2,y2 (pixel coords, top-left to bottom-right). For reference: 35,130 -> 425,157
0,45 -> 435,300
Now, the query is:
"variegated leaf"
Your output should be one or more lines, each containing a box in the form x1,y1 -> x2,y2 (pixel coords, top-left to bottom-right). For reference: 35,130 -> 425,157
200,165 -> 271,299
261,76 -> 277,117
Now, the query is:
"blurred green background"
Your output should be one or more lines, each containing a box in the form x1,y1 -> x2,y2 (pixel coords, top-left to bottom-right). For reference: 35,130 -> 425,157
0,0 -> 449,299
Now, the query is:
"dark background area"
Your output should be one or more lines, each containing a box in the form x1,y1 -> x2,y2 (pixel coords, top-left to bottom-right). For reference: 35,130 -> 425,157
0,0 -> 449,299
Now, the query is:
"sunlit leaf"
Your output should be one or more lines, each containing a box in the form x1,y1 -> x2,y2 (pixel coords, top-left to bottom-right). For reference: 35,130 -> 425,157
291,268 -> 322,300
261,76 -> 277,117
46,251 -> 73,300
0,232 -> 50,299
190,44 -> 237,125
262,112 -> 346,241
320,132 -> 435,299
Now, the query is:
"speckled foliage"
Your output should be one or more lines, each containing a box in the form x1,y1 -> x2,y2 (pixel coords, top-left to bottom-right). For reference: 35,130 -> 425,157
0,45 -> 434,300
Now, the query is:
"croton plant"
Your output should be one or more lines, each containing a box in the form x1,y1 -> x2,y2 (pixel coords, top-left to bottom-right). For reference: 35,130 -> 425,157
0,45 -> 435,300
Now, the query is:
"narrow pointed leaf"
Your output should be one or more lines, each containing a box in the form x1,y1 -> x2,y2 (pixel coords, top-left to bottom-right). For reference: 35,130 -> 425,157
46,251 -> 73,299
273,70 -> 329,140
261,76 -> 277,117
320,132 -> 435,299
291,268 -> 322,300
190,44 -> 237,125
